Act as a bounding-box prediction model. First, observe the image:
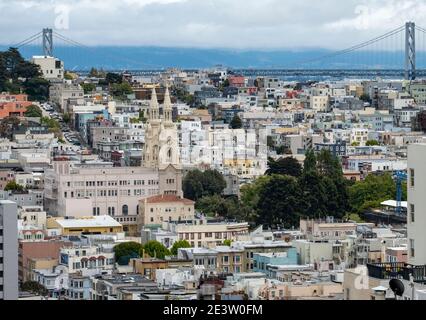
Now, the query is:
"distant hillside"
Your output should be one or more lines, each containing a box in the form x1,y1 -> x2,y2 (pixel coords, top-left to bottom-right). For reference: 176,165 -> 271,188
0,45 -> 406,70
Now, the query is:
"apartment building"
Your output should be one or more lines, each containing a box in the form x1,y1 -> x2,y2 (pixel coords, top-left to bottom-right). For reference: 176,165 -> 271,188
19,239 -> 71,283
167,220 -> 250,248
215,246 -> 244,274
0,93 -> 33,119
44,158 -> 160,234
0,201 -> 18,300
407,144 -> 426,266
31,56 -> 64,81
59,245 -> 115,275
138,194 -> 195,228
49,83 -> 84,112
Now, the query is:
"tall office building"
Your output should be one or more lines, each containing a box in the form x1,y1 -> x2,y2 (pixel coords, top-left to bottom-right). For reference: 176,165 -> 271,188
0,200 -> 18,300
407,144 -> 426,266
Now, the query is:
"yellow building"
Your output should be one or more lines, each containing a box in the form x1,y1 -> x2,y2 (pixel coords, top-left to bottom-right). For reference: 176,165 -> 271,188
47,216 -> 123,236
138,194 -> 195,228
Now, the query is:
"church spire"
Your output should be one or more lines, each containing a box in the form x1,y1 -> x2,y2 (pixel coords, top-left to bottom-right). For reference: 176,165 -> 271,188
163,85 -> 173,123
149,87 -> 159,121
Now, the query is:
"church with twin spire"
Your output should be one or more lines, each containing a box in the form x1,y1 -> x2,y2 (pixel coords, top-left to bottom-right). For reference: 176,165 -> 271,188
142,86 -> 183,197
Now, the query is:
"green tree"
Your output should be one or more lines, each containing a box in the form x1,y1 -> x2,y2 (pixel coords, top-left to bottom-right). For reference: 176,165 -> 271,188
139,109 -> 147,123
170,240 -> 191,255
266,157 -> 302,177
230,114 -> 243,129
4,180 -> 25,192
22,77 -> 50,102
183,169 -> 226,201
106,72 -> 123,84
223,239 -> 232,246
366,140 -> 380,146
143,241 -> 170,259
113,242 -> 143,265
81,83 -> 96,94
24,105 -> 43,118
302,149 -> 317,175
21,281 -> 48,296
62,113 -> 71,124
359,93 -> 371,103
256,175 -> 304,229
111,82 -> 133,99
348,173 -> 403,214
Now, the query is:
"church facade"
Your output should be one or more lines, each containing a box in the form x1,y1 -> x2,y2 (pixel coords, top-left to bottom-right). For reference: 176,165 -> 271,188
142,86 -> 183,198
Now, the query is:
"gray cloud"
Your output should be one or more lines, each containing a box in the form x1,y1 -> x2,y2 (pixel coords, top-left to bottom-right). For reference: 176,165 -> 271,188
1,0 -> 426,49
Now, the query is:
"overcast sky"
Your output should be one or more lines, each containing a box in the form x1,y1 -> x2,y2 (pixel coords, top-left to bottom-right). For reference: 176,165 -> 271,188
1,0 -> 426,49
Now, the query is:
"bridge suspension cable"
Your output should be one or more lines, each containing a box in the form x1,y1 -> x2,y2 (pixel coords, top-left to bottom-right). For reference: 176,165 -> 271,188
12,31 -> 42,49
298,25 -> 406,66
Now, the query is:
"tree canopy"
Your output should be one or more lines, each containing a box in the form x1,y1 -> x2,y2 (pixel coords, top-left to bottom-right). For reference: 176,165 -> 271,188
348,173 -> 404,214
183,169 -> 226,201
266,157 -> 302,177
0,48 -> 49,101
143,241 -> 170,259
256,175 -> 304,229
113,242 -> 143,265
4,180 -> 25,192
24,105 -> 43,118
170,240 -> 191,255
230,114 -> 243,129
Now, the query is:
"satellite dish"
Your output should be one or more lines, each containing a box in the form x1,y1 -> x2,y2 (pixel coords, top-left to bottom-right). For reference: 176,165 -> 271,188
389,279 -> 405,297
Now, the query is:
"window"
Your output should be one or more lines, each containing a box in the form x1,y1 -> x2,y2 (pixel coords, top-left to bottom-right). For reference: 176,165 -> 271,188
122,205 -> 128,216
410,204 -> 415,223
410,168 -> 415,187
410,239 -> 415,257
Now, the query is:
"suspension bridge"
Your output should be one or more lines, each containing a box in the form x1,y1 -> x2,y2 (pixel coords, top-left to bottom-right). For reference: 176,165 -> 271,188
3,22 -> 426,79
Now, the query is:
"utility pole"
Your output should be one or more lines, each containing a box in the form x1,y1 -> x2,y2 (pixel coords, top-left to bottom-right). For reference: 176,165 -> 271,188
405,22 -> 416,81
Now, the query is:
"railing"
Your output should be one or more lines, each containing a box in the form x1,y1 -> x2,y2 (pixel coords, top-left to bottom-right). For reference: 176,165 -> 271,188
367,263 -> 426,283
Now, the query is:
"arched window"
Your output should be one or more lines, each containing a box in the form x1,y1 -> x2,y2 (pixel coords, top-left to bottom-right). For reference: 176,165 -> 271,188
122,205 -> 129,216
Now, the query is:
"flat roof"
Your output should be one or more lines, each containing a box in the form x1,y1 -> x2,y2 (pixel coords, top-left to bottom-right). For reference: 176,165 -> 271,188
54,215 -> 122,228
381,200 -> 408,208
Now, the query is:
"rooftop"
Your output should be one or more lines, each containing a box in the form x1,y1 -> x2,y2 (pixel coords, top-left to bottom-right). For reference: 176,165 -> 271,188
144,194 -> 195,205
52,215 -> 122,229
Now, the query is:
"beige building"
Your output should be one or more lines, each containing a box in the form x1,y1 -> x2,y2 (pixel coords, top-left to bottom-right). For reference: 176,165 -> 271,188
18,206 -> 47,229
310,95 -> 329,112
49,82 -> 84,112
31,56 -> 64,80
167,220 -> 250,248
138,194 -> 195,228
299,218 -> 357,241
44,158 -> 182,235
258,280 -> 342,300
215,246 -> 244,274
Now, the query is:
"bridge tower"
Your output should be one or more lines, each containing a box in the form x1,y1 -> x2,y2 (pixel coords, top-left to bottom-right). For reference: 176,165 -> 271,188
42,28 -> 53,57
405,22 -> 416,81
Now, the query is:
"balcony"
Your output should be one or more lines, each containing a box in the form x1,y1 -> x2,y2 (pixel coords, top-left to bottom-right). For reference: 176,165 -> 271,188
367,263 -> 426,283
